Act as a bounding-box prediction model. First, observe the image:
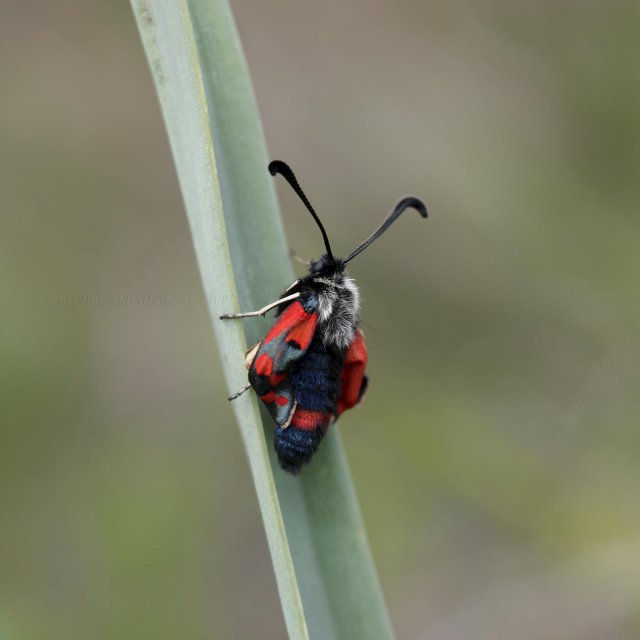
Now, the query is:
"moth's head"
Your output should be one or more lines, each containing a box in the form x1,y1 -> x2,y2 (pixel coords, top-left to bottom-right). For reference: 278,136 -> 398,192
309,254 -> 345,277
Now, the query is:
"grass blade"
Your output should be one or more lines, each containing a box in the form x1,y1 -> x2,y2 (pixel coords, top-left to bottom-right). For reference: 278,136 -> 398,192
130,2 -> 307,637
133,0 -> 394,636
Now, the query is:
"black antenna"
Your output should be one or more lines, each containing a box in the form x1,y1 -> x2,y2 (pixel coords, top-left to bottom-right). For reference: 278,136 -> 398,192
269,160 -> 335,262
344,197 -> 428,264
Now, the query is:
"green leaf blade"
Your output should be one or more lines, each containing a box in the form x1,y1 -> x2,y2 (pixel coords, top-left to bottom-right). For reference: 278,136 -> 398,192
131,2 -> 308,638
132,0 -> 394,637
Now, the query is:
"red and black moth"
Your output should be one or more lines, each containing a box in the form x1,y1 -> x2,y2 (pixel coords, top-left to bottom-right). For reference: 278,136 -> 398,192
222,161 -> 428,474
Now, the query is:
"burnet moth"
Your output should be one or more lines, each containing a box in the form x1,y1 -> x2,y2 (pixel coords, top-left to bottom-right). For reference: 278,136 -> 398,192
222,161 -> 428,474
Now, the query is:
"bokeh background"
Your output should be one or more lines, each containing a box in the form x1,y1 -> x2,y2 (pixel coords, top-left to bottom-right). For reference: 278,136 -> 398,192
2,1 -> 639,638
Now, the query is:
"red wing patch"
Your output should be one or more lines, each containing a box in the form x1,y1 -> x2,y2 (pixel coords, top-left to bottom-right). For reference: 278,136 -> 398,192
248,299 -> 319,428
336,328 -> 368,417
253,353 -> 287,388
263,300 -> 317,350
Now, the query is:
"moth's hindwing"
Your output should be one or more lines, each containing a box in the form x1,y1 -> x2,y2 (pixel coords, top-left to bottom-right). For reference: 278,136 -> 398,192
336,328 -> 368,417
247,298 -> 318,427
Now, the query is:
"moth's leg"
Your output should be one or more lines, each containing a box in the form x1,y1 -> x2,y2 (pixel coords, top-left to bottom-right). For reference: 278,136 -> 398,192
228,382 -> 252,401
219,292 -> 300,320
282,279 -> 301,294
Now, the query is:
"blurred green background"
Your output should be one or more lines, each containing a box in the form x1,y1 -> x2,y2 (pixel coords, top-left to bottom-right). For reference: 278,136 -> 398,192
2,1 -> 639,638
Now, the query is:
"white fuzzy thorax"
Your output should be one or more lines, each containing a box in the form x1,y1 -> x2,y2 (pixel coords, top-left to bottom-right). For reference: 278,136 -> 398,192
314,275 -> 360,350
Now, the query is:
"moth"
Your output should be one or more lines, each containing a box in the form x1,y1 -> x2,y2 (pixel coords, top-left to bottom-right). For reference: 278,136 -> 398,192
222,161 -> 427,474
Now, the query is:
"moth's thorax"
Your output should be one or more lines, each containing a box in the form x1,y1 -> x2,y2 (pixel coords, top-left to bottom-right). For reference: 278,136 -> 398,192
281,257 -> 360,351
309,269 -> 360,351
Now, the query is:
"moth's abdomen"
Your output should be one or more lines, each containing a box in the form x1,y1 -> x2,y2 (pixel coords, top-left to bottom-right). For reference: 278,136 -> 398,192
274,334 -> 344,474
290,337 -> 343,414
